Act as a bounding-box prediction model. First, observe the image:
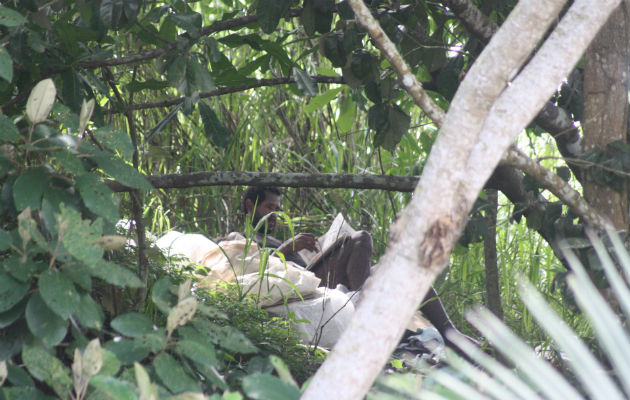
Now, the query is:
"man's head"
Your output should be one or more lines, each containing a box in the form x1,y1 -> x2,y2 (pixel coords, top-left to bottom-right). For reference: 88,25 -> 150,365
241,186 -> 282,232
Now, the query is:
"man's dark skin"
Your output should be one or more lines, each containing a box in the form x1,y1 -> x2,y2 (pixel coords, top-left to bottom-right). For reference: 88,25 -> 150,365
243,187 -> 371,290
241,186 -> 478,356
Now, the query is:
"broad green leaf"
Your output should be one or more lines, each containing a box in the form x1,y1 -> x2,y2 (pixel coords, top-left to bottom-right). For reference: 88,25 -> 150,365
134,362 -> 158,400
99,0 -> 124,29
0,273 -> 29,312
93,127 -> 134,160
6,362 -> 34,386
269,355 -> 297,387
292,67 -> 317,97
51,102 -> 79,132
0,298 -> 26,328
111,312 -> 153,338
321,33 -> 347,68
26,79 -> 56,124
0,114 -> 19,142
151,277 -> 178,314
171,12 -> 202,38
304,87 -> 342,113
54,148 -> 86,175
0,320 -> 25,360
257,0 -> 291,34
99,348 -> 122,376
22,344 -> 72,399
104,338 -> 150,365
313,0 -> 334,34
337,94 -> 355,133
300,0 -> 316,36
177,340 -> 218,367
154,353 -> 200,394
242,373 -> 300,400
92,152 -> 153,190
76,173 -> 120,224
25,293 -> 68,347
61,261 -> 92,291
88,260 -> 143,288
89,376 -> 137,400
61,70 -> 82,112
167,56 -> 187,85
13,167 -> 50,211
59,205 -> 104,266
38,269 -> 80,319
187,59 -> 215,92
0,6 -> 26,27
138,329 -> 167,352
126,79 -> 170,93
27,31 -> 46,53
199,101 -> 230,148
0,229 -> 11,251
0,47 -> 13,83
74,293 -> 104,330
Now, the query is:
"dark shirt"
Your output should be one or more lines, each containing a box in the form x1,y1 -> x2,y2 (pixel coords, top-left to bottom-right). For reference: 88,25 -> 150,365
254,232 -> 307,267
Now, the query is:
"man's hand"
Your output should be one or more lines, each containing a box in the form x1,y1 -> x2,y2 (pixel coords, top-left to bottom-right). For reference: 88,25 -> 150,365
277,233 -> 320,254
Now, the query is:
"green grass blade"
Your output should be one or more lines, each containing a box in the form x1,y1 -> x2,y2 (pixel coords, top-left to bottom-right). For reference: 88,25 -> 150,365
519,279 -> 625,400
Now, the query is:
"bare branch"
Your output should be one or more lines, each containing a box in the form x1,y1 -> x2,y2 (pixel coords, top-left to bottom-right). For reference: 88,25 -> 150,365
105,76 -> 344,113
503,147 -> 609,230
104,171 -> 420,193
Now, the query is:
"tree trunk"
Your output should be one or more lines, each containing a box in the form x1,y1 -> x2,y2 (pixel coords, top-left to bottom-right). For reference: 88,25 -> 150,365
484,189 -> 503,319
583,0 -> 630,231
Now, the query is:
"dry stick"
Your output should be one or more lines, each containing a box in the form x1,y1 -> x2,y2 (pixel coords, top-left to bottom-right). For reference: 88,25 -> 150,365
302,1 -> 619,399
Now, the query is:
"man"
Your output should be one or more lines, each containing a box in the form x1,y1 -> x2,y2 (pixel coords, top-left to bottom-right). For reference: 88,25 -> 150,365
240,186 -> 478,356
240,186 -> 372,291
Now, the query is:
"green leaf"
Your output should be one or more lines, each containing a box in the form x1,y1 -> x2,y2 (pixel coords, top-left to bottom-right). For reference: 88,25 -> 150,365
300,0 -> 316,36
171,12 -> 202,38
177,339 -> 219,367
0,229 -> 11,251
111,312 -> 153,338
38,269 -> 80,319
154,353 -> 201,394
89,376 -> 137,400
104,339 -> 150,365
22,344 -> 72,399
74,293 -> 104,330
257,0 -> 291,34
0,47 -> 13,83
0,6 -> 26,27
92,152 -> 153,190
54,148 -> 86,176
321,33 -> 347,68
242,373 -> 300,400
25,293 -> 68,347
76,173 -> 120,224
151,277 -> 178,314
99,348 -> 122,376
126,79 -> 170,93
59,205 -> 104,266
0,114 -> 19,142
167,56 -> 187,85
187,59 -> 216,92
313,0 -> 334,34
304,87 -> 342,113
292,67 -> 317,97
88,260 -> 144,288
0,298 -> 26,328
337,94 -> 355,133
198,101 -> 230,148
0,273 -> 29,313
99,0 -> 124,29
61,70 -> 82,112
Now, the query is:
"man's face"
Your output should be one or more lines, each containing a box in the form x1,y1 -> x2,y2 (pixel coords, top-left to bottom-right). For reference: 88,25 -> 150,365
250,191 -> 282,232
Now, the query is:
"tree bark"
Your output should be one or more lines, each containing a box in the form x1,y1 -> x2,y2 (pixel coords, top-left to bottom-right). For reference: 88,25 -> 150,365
483,188 -> 502,319
302,1 -> 620,399
582,0 -> 630,231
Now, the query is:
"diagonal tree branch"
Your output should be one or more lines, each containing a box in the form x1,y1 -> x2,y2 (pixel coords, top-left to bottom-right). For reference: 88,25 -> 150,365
303,1 -> 619,399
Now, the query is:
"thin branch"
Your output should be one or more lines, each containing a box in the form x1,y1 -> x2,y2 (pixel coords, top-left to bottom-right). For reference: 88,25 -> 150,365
104,76 -> 344,114
104,171 -> 420,193
503,147 -> 609,230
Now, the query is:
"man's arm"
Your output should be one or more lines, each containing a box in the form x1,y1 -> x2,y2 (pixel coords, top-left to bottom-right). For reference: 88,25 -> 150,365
277,233 -> 320,255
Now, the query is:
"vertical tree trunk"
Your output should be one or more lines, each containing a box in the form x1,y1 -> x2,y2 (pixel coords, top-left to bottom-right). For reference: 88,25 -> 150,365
484,189 -> 503,319
583,0 -> 630,231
